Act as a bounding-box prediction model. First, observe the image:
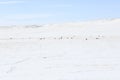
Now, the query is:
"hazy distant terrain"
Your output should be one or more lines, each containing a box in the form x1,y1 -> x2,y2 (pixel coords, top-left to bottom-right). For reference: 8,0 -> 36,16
0,19 -> 120,80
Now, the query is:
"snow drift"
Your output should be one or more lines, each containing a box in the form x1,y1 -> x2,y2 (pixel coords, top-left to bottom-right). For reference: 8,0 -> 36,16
0,19 -> 120,80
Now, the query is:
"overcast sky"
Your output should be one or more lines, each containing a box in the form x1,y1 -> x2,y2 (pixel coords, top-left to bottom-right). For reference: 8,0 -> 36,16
0,0 -> 120,25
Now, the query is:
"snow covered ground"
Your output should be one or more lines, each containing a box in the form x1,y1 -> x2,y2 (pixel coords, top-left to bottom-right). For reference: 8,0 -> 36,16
0,19 -> 120,80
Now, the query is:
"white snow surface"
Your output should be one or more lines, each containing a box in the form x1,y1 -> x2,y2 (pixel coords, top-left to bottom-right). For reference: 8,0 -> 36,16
0,19 -> 120,80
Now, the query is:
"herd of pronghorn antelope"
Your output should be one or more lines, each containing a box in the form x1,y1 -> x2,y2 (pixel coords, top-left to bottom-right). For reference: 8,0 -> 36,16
0,35 -> 105,41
